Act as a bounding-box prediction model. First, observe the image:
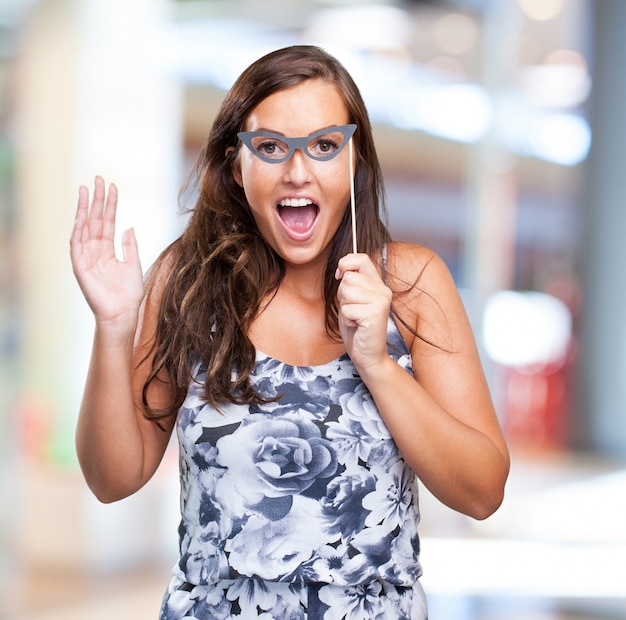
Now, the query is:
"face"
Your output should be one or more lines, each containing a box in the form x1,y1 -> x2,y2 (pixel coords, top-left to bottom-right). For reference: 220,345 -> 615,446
232,79 -> 353,270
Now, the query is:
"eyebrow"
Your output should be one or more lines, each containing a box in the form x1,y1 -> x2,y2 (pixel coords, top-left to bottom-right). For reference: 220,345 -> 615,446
245,125 -> 345,137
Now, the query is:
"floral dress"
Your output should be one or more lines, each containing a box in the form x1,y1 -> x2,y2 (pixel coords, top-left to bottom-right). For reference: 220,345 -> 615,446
159,315 -> 427,619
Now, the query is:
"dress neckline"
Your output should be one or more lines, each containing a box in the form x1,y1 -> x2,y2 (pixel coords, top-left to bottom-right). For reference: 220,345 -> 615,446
255,348 -> 351,370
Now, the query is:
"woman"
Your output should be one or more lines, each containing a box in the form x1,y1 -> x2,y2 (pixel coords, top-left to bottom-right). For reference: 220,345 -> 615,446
70,45 -> 509,619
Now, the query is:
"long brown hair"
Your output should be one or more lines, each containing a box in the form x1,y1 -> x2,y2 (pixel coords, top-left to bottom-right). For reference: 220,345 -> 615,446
143,45 -> 390,423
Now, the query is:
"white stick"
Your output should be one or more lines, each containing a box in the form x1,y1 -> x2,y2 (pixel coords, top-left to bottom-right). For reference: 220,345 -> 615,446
349,139 -> 357,254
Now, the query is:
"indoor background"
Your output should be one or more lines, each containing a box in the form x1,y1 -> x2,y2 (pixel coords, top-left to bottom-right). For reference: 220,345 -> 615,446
0,0 -> 625,619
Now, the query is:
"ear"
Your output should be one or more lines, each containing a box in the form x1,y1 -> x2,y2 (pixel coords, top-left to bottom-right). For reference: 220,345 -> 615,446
226,146 -> 243,187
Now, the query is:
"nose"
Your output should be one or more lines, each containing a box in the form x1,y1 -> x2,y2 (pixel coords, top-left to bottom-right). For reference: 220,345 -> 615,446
283,148 -> 313,185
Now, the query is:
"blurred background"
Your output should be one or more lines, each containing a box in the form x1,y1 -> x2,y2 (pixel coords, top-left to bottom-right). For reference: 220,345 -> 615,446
0,0 -> 625,618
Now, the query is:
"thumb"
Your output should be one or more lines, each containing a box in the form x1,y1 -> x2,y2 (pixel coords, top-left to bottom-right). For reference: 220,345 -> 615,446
121,227 -> 140,265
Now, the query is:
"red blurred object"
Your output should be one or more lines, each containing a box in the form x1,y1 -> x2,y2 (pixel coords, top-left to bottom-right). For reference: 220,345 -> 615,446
500,339 -> 576,451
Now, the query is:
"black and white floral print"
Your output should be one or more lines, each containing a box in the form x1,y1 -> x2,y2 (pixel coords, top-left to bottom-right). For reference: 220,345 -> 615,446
160,316 -> 426,619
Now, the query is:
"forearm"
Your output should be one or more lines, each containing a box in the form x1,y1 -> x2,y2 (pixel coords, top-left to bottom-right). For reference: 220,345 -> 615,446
70,178 -> 174,502
76,323 -> 148,502
360,357 -> 509,520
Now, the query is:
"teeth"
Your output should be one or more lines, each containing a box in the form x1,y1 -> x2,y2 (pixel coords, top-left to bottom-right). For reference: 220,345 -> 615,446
279,198 -> 313,207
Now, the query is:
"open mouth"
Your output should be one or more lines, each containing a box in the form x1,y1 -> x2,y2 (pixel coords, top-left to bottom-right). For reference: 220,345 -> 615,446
277,198 -> 319,235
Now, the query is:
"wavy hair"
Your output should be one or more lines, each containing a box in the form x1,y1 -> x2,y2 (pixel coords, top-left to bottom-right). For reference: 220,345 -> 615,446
142,45 -> 390,423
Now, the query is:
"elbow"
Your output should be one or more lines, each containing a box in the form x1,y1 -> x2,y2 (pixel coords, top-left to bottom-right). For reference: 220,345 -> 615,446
89,484 -> 130,504
468,487 -> 506,521
467,462 -> 510,521
78,460 -> 140,504
440,472 -> 508,520
77,449 -> 142,504
432,439 -> 511,520
83,474 -> 134,503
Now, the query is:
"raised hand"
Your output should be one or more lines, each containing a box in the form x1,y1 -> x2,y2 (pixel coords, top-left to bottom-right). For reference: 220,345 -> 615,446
70,176 -> 144,329
335,253 -> 392,373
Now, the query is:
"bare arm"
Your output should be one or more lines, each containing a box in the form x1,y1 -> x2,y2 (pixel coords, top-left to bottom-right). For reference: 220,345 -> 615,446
336,244 -> 509,519
70,177 -> 175,503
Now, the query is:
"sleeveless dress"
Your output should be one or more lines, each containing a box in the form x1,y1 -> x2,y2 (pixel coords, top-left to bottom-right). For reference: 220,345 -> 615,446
159,315 -> 427,619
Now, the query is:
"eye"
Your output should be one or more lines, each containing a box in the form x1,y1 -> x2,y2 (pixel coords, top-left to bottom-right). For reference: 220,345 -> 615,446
251,137 -> 289,159
258,140 -> 278,155
318,139 -> 338,153
307,129 -> 349,159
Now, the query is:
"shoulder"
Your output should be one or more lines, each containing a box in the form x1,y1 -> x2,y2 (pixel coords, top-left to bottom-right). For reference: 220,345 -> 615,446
385,241 -> 454,294
385,242 -> 465,350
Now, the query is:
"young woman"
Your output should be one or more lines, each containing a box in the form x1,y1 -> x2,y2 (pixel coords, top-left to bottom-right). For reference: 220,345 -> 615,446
70,45 -> 509,619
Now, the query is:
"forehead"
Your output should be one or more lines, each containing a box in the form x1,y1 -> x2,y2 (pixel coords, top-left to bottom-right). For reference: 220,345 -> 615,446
244,79 -> 349,134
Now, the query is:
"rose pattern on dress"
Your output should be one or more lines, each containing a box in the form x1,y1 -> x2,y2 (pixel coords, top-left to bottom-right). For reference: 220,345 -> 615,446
160,315 -> 425,618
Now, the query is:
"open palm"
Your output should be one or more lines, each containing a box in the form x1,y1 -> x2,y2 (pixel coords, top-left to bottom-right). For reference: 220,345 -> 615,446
70,176 -> 145,326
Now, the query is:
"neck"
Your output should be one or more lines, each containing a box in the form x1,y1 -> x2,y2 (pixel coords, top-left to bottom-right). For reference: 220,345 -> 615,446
280,261 -> 327,302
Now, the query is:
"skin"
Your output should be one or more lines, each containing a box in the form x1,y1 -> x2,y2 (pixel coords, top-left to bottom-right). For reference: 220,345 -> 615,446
71,79 -> 509,518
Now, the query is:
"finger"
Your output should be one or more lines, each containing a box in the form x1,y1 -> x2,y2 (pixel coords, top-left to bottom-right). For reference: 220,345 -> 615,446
338,303 -> 361,327
74,184 -> 89,220
88,176 -> 106,238
335,253 -> 380,280
121,227 -> 141,267
101,182 -> 118,243
339,270 -> 388,302
337,273 -> 365,306
338,281 -> 392,332
70,185 -> 89,252
339,291 -> 387,321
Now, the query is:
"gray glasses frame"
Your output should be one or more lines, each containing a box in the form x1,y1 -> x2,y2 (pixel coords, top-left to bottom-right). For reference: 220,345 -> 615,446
237,124 -> 357,164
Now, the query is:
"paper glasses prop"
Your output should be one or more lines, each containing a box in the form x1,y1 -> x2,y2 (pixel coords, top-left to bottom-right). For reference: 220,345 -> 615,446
237,124 -> 358,253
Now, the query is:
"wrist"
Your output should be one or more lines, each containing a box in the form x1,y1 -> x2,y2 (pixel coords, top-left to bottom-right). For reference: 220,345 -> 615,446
354,353 -> 398,387
93,313 -> 138,347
